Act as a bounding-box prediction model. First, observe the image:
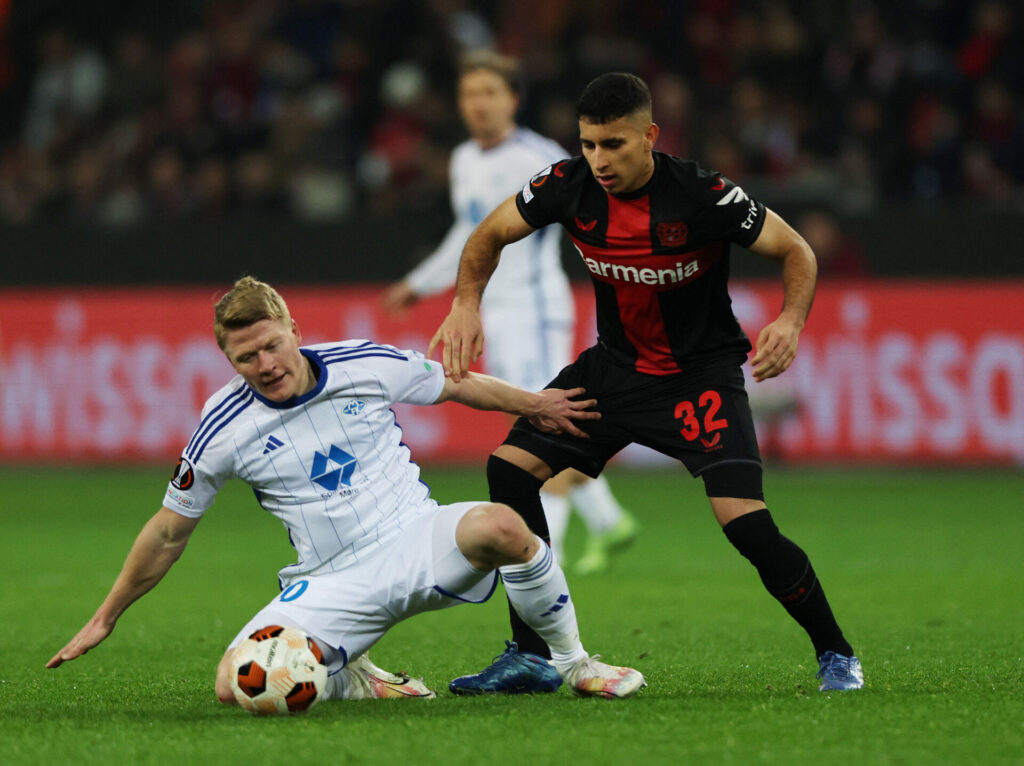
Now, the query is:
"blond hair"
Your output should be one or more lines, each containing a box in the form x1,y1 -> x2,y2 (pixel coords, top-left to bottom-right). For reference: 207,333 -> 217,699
213,276 -> 291,350
458,50 -> 520,94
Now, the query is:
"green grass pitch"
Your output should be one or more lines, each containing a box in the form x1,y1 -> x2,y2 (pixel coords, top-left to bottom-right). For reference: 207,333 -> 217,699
1,465 -> 1021,765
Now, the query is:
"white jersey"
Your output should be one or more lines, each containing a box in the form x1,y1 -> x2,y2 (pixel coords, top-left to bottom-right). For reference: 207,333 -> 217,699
404,127 -> 573,323
163,341 -> 445,585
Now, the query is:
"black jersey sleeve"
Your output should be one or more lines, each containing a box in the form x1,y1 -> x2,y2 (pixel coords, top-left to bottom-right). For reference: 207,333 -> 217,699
515,159 -> 572,229
693,171 -> 767,248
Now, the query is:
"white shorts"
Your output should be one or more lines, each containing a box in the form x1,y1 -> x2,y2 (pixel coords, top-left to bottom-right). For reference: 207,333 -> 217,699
481,309 -> 573,393
227,501 -> 498,675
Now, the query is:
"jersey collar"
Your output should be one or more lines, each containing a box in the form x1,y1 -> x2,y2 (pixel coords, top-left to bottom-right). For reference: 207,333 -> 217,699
249,348 -> 327,409
609,151 -> 661,200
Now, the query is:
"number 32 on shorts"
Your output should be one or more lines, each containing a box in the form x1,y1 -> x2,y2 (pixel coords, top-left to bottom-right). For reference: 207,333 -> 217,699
674,390 -> 729,448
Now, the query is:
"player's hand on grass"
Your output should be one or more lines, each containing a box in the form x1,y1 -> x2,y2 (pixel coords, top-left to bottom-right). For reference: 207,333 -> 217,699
751,316 -> 801,382
526,387 -> 599,438
429,303 -> 484,382
47,617 -> 114,668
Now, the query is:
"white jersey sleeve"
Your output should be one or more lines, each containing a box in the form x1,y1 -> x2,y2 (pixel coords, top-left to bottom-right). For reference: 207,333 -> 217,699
164,380 -> 256,518
321,341 -> 445,406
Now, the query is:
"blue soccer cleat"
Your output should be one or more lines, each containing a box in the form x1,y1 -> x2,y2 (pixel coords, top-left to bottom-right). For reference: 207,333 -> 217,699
816,651 -> 864,691
449,641 -> 563,695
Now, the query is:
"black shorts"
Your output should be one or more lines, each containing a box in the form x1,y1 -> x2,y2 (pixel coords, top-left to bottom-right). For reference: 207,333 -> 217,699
504,344 -> 763,497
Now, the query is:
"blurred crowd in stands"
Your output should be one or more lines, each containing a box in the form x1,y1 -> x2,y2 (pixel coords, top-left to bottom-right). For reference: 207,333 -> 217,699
0,0 -> 1022,227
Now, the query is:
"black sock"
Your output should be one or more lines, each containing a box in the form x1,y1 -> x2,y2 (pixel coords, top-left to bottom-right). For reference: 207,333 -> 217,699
487,455 -> 551,658
723,508 -> 854,659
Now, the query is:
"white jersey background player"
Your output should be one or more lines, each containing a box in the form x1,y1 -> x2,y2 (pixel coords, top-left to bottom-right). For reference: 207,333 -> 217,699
47,277 -> 647,703
383,50 -> 636,574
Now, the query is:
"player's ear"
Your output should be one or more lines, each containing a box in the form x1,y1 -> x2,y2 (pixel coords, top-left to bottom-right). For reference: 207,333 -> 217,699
291,318 -> 302,342
645,122 -> 659,151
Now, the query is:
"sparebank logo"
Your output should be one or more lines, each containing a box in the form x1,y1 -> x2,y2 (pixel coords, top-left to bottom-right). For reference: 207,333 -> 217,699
310,445 -> 357,492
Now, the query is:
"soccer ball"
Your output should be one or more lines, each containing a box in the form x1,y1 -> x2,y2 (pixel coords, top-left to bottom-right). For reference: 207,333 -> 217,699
230,625 -> 328,715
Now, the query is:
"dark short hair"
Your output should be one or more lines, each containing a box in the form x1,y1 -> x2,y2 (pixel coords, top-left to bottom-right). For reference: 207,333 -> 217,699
576,72 -> 652,124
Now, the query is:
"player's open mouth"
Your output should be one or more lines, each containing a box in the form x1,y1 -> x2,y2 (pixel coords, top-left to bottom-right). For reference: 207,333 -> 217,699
262,373 -> 286,391
596,174 -> 616,187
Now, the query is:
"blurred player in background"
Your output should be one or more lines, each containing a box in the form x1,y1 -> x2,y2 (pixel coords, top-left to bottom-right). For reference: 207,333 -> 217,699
432,73 -> 863,695
47,276 -> 647,702
382,50 -> 636,575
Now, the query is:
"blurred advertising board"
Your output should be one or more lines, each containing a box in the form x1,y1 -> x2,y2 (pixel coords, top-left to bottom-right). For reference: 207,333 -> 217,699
1,282 -> 1022,465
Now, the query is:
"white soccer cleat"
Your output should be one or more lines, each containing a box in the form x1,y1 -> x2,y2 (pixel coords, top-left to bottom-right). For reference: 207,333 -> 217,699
562,654 -> 646,699
346,653 -> 437,699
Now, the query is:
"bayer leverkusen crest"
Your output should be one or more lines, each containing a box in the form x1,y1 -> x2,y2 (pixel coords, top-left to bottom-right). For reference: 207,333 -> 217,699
656,221 -> 687,246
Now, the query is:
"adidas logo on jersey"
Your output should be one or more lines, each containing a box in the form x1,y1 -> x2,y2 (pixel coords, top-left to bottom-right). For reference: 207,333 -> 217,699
263,435 -> 286,454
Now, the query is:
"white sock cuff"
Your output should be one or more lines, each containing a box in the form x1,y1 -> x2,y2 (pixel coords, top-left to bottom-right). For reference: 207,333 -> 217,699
325,668 -> 350,700
499,538 -> 553,589
550,647 -> 589,675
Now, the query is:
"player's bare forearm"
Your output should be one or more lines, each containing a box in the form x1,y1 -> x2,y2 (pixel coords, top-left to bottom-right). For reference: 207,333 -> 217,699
46,508 -> 198,668
429,197 -> 535,380
104,509 -> 195,614
436,373 -> 599,438
749,209 -> 817,381
452,196 -> 531,309
777,237 -> 816,328
427,236 -> 493,380
452,226 -> 501,308
437,371 -> 552,414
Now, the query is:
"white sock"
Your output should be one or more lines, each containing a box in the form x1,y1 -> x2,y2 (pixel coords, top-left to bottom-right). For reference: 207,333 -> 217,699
550,647 -> 589,675
499,538 -> 587,667
539,491 -> 570,560
569,476 -> 624,533
325,667 -> 354,700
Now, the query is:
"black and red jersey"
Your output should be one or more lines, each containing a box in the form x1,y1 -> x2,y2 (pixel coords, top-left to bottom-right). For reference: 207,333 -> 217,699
515,151 -> 767,375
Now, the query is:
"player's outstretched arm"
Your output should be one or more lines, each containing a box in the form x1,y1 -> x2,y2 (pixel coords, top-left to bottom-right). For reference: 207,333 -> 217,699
748,209 -> 817,382
46,507 -> 200,668
436,373 -> 599,438
429,196 -> 536,381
